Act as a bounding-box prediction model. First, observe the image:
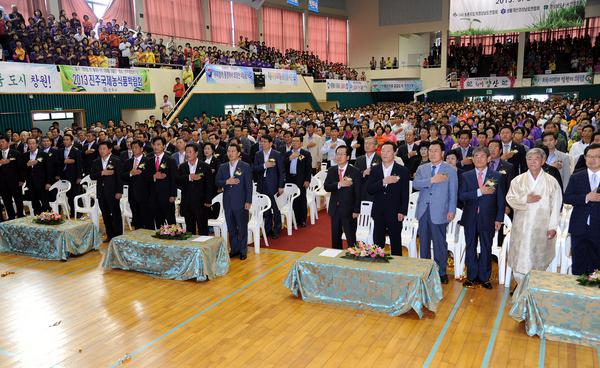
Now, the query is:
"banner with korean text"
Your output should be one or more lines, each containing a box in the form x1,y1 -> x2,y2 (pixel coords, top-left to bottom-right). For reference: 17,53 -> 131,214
264,68 -> 299,86
459,76 -> 515,90
326,79 -> 369,93
531,72 -> 593,86
372,79 -> 423,92
60,66 -> 151,93
205,64 -> 255,85
0,62 -> 62,93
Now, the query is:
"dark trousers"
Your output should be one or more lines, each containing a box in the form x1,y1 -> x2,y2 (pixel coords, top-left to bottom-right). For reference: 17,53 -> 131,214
29,185 -> 49,215
262,192 -> 281,236
183,206 -> 208,235
150,198 -> 176,228
288,176 -> 307,226
129,197 -> 151,230
98,195 -> 123,240
225,207 -> 248,255
330,212 -> 356,249
464,222 -> 494,282
0,184 -> 24,219
373,217 -> 403,256
418,208 -> 449,276
66,181 -> 80,218
571,232 -> 600,275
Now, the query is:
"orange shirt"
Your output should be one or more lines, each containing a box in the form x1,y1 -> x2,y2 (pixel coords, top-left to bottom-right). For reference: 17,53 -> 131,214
173,83 -> 185,97
14,47 -> 26,61
108,34 -> 120,48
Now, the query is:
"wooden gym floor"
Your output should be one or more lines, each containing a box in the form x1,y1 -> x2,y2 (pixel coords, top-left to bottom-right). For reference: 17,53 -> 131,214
0,242 -> 599,368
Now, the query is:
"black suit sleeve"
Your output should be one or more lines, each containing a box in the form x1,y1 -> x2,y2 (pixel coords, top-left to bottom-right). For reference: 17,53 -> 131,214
351,168 -> 362,213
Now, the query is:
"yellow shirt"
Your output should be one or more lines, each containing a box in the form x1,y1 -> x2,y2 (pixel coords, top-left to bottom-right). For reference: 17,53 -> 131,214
137,51 -> 146,64
145,52 -> 155,64
98,55 -> 109,68
88,55 -> 98,67
182,68 -> 193,85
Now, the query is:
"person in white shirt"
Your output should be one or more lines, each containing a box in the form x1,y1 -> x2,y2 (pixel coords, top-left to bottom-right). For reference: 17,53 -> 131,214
320,126 -> 346,167
159,94 -> 173,119
570,124 -> 594,163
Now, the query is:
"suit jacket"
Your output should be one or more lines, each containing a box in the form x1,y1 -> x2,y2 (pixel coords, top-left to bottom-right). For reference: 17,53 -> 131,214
451,146 -> 475,172
120,150 -> 133,163
41,147 -> 58,182
164,142 -> 177,155
324,164 -> 362,217
0,149 -> 24,187
204,156 -> 221,177
284,149 -> 312,186
413,161 -> 458,224
24,150 -> 52,188
171,151 -> 187,167
112,137 -> 127,156
549,150 -> 571,189
458,169 -> 506,231
143,153 -> 178,200
176,160 -> 214,212
215,160 -> 253,211
57,146 -> 82,182
396,143 -> 420,176
81,140 -> 99,175
489,159 -> 514,196
355,153 -> 382,201
89,155 -> 123,199
121,156 -> 151,203
367,162 -> 410,220
543,164 -> 564,192
344,136 -> 365,159
253,149 -> 285,195
564,170 -> 600,237
16,142 -> 28,155
504,141 -> 527,176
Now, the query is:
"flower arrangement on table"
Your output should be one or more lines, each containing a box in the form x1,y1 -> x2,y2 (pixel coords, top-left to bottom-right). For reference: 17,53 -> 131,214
577,270 -> 600,287
153,224 -> 193,240
33,211 -> 64,225
341,241 -> 392,263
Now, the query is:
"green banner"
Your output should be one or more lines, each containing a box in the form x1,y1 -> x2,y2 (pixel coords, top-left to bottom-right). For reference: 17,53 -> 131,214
59,65 -> 151,93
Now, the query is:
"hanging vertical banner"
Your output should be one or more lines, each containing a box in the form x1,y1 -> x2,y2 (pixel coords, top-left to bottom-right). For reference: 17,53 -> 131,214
308,0 -> 319,13
287,0 -> 299,6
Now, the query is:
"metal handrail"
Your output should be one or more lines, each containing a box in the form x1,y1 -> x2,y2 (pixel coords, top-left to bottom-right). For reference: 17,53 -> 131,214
165,66 -> 206,124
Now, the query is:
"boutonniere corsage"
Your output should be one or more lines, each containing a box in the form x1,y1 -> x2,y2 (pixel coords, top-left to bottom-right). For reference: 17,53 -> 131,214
138,162 -> 146,169
484,178 -> 497,188
268,158 -> 276,163
9,157 -> 15,161
298,155 -> 304,160
214,153 -> 220,158
343,176 -> 353,182
107,164 -> 114,170
510,149 -> 518,154
160,163 -> 167,169
48,153 -> 53,157
498,169 -> 507,175
37,157 -> 43,162
234,169 -> 242,177
371,162 -> 378,166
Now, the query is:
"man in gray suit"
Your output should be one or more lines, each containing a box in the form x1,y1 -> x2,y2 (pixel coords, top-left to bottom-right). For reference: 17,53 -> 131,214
542,132 -> 571,190
413,141 -> 458,283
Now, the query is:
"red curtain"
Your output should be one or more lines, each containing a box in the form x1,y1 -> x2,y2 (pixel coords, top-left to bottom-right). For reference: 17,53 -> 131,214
327,17 -> 346,64
282,8 -> 302,51
59,0 -> 97,23
262,7 -> 284,51
143,0 -> 205,40
102,0 -> 134,27
210,0 -> 232,45
233,2 -> 257,42
307,14 -> 327,61
0,0 -> 47,21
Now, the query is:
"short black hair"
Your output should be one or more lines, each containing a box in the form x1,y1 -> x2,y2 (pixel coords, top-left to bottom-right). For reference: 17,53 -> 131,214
429,141 -> 445,152
260,135 -> 273,143
582,124 -> 595,132
98,140 -> 113,149
541,132 -> 557,140
152,136 -> 166,145
185,143 -> 198,152
228,143 -> 241,153
335,145 -> 350,156
499,125 -> 514,133
131,140 -> 143,149
458,129 -> 472,139
381,141 -> 397,151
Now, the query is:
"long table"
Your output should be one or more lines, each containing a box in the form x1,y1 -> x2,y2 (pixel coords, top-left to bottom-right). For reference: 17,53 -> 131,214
102,230 -> 229,281
0,217 -> 101,260
284,247 -> 443,317
509,270 -> 600,348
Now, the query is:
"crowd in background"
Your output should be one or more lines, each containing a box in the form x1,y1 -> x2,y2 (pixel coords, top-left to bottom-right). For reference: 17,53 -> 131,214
447,40 -> 518,78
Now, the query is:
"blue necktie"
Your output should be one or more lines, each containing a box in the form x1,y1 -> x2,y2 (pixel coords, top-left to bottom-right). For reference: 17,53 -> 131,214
290,150 -> 298,175
431,165 -> 436,177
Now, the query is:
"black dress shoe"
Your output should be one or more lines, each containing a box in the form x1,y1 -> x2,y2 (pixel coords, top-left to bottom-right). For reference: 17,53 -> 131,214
299,223 -> 306,228
463,279 -> 477,288
481,281 -> 493,289
239,254 -> 247,260
510,285 -> 518,296
229,252 -> 239,258
440,275 -> 449,284
272,233 -> 280,239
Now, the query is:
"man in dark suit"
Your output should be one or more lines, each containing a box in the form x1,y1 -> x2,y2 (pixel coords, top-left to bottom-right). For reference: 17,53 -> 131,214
81,131 -> 99,176
121,140 -> 152,229
90,141 -> 123,241
171,138 -> 187,167
459,147 -> 506,289
396,129 -> 420,177
324,146 -> 362,249
564,143 -> 600,275
284,135 -> 312,228
176,144 -> 214,235
215,143 -> 253,260
111,127 -> 127,156
0,136 -> 24,219
24,138 -> 52,214
57,134 -> 82,217
120,137 -> 134,163
451,130 -> 475,172
143,137 -> 177,227
253,135 -> 285,239
499,125 -> 527,175
355,137 -> 382,201
367,142 -> 410,256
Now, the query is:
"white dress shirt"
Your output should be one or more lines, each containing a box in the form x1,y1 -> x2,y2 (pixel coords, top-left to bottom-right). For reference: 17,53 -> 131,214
382,162 -> 394,187
229,160 -> 239,177
29,150 -> 38,161
101,154 -> 111,170
188,159 -> 197,181
1,149 -> 9,160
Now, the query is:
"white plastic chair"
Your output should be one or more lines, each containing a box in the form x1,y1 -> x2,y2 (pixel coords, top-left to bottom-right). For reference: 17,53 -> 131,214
119,197 -> 133,231
175,189 -> 186,231
491,215 -> 512,284
276,183 -> 301,236
320,162 -> 328,172
80,175 -> 96,194
445,208 -> 465,279
313,170 -> 330,211
49,180 -> 71,219
74,191 -> 99,228
556,205 -> 573,274
306,177 -> 322,225
560,235 -> 573,275
248,193 -> 271,253
208,193 -> 228,245
21,185 -> 35,217
342,201 -> 373,244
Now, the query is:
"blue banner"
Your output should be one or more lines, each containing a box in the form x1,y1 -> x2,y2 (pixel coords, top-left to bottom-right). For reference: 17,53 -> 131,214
287,0 -> 299,6
308,0 -> 318,12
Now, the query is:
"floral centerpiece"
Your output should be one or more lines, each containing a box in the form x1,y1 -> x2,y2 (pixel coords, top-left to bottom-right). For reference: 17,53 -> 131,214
33,211 -> 64,225
341,241 -> 392,263
577,270 -> 600,288
153,224 -> 192,240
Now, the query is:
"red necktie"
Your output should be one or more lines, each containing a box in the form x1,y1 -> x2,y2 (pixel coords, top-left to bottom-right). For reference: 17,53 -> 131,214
338,168 -> 344,182
155,156 -> 160,171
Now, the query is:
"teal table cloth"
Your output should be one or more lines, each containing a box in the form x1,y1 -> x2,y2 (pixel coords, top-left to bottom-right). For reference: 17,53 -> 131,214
102,230 -> 229,281
0,217 -> 101,260
284,247 -> 443,317
509,270 -> 600,348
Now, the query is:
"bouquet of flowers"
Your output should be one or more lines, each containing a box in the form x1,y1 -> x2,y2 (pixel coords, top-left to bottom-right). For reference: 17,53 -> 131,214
341,241 -> 392,263
34,211 -> 64,225
153,224 -> 192,240
576,270 -> 600,288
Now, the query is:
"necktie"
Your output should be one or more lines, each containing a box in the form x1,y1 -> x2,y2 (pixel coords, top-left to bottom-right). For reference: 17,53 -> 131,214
155,156 -> 160,171
477,170 -> 484,187
431,165 -> 436,177
133,158 -> 139,169
592,173 -> 599,191
290,151 -> 298,175
338,168 -> 344,182
503,144 -> 510,154
488,161 -> 494,171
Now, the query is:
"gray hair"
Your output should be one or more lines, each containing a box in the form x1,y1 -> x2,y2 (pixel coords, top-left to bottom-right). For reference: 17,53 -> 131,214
526,147 -> 546,162
472,146 -> 490,157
